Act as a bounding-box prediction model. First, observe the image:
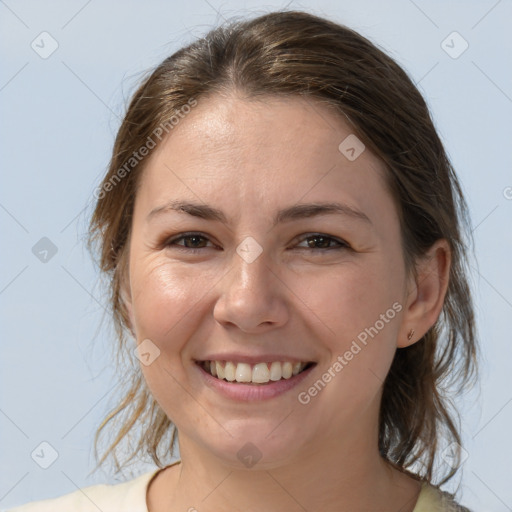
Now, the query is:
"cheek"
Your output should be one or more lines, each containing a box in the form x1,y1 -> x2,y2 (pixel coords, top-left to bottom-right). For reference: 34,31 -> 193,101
130,259 -> 211,344
129,259 -> 214,423
296,262 -> 404,427
307,259 -> 403,336
307,257 -> 404,377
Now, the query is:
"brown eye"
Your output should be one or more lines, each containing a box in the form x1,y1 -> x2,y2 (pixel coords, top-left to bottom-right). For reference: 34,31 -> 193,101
165,233 -> 215,251
295,234 -> 348,251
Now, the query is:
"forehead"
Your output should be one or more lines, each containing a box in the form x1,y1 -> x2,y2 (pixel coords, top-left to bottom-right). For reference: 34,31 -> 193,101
135,93 -> 396,227
147,93 -> 374,171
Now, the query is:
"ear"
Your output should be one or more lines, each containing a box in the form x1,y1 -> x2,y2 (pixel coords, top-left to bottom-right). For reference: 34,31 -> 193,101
397,239 -> 451,348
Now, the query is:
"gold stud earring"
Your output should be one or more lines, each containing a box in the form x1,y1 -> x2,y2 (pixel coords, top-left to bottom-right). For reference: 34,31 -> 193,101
407,329 -> 415,341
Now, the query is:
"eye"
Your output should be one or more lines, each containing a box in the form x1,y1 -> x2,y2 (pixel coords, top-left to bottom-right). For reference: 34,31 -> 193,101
294,233 -> 349,252
162,232 -> 349,254
164,232 -> 217,252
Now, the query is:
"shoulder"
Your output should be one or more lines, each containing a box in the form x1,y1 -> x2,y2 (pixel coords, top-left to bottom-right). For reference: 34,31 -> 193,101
4,470 -> 159,512
414,482 -> 472,512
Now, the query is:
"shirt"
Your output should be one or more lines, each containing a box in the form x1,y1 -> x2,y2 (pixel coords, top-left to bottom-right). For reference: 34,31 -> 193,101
4,463 -> 468,512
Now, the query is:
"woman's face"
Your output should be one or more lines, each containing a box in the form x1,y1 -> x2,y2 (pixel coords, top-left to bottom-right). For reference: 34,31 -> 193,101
126,94 -> 410,467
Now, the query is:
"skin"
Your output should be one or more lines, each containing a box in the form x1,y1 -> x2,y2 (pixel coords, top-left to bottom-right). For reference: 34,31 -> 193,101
122,92 -> 451,512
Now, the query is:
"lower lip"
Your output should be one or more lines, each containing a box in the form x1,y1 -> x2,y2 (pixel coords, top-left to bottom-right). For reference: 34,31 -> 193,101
194,362 -> 316,401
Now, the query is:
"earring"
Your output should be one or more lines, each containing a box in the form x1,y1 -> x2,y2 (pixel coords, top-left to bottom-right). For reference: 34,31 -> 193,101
407,329 -> 415,341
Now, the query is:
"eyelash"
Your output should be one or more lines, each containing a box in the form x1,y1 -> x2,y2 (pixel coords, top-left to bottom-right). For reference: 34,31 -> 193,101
163,232 -> 349,254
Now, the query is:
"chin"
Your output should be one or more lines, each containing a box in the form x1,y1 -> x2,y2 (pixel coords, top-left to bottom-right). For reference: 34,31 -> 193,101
200,422 -> 309,470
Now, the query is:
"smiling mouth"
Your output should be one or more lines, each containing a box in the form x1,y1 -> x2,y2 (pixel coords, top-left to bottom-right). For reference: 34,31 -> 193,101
196,360 -> 316,385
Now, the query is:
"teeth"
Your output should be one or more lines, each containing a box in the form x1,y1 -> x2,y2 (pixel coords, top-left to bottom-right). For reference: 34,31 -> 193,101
236,363 -> 252,383
269,361 -> 282,381
282,362 -> 293,379
215,361 -> 224,379
224,361 -> 236,382
252,362 -> 270,383
203,360 -> 310,384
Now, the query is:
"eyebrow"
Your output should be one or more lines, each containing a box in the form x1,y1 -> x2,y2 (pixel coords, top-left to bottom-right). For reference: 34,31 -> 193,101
147,200 -> 372,227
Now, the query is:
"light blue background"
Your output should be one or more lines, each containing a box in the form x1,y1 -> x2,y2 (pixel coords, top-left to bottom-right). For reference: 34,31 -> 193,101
1,1 -> 511,510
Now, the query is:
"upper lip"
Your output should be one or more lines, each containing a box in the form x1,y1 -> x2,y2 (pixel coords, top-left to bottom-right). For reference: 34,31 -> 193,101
195,353 -> 317,365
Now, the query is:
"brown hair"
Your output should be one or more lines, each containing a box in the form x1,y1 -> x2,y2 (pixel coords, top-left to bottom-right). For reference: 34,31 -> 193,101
88,9 -> 478,485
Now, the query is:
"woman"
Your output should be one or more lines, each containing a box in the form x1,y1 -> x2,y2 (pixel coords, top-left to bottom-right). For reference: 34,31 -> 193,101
9,9 -> 477,512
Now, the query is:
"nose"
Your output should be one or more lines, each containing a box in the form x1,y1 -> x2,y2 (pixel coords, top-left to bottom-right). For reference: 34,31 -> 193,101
213,245 -> 289,333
